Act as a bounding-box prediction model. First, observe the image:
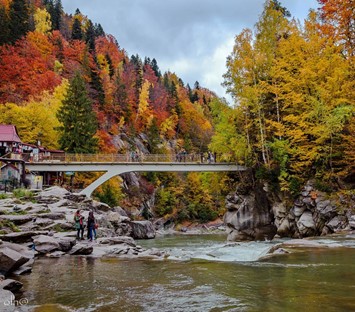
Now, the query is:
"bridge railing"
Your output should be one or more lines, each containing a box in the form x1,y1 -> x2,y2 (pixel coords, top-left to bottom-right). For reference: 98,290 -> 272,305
35,153 -> 214,163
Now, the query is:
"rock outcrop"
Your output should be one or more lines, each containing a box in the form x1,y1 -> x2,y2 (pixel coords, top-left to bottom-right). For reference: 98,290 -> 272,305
273,181 -> 350,238
225,180 -> 354,241
128,220 -> 156,239
224,184 -> 277,241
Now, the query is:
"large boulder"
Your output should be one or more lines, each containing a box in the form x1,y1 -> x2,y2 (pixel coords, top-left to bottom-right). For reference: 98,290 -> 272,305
32,217 -> 55,228
69,244 -> 93,255
127,221 -> 156,239
224,184 -> 277,241
112,206 -> 129,217
32,235 -> 60,254
57,237 -> 76,252
1,242 -> 35,260
35,186 -> 70,204
0,247 -> 30,275
107,212 -> 130,227
297,211 -> 316,236
92,200 -> 112,212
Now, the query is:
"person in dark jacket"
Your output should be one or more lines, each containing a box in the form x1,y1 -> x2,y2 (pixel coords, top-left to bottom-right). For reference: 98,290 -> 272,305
87,211 -> 97,241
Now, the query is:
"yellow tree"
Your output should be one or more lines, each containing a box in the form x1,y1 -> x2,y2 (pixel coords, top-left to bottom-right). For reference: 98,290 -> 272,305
34,7 -> 51,34
136,79 -> 153,131
160,111 -> 178,139
270,12 -> 353,187
224,1 -> 290,167
0,80 -> 68,149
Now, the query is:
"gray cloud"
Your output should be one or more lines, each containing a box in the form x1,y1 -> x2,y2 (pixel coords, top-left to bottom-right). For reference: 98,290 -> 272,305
62,0 -> 319,101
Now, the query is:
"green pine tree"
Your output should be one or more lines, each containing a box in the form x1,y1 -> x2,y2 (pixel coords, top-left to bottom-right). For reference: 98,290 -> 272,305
53,0 -> 63,30
94,23 -> 105,37
147,117 -> 161,153
151,58 -> 161,78
9,0 -> 30,44
0,5 -> 10,45
85,19 -> 96,51
71,17 -> 83,40
130,54 -> 143,98
90,57 -> 105,106
114,72 -> 130,119
57,72 -> 98,153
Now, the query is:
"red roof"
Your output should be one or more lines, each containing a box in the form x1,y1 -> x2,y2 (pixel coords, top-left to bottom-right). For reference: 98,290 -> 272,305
0,125 -> 22,143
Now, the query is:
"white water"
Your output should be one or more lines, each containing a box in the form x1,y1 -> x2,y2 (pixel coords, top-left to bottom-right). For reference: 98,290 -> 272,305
140,233 -> 355,263
166,241 -> 274,262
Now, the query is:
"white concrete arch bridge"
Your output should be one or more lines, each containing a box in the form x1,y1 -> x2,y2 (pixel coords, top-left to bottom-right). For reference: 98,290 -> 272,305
25,154 -> 247,197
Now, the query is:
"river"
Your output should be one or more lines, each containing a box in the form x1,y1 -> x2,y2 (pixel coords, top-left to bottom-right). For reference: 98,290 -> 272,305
18,233 -> 355,312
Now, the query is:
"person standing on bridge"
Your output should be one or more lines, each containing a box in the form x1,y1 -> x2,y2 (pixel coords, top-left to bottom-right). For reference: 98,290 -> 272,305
74,209 -> 85,240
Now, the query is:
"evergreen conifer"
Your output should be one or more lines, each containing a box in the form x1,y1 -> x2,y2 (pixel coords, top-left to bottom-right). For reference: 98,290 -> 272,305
57,72 -> 98,153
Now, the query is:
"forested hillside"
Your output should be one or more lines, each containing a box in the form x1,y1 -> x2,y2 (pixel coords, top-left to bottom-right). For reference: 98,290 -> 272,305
0,0 -> 229,222
0,0 -> 215,152
0,0 -> 353,224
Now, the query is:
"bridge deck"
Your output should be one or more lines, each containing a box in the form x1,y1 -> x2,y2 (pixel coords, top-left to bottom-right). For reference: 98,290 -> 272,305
1,153 -> 246,197
26,161 -> 246,172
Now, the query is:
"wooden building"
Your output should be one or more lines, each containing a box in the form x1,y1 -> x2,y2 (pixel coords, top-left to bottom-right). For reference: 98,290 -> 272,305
0,124 -> 64,189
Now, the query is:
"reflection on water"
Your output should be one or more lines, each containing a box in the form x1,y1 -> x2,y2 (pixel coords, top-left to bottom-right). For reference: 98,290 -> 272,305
19,234 -> 355,312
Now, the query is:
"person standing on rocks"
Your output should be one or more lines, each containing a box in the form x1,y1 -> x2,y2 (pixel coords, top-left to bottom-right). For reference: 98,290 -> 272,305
74,210 -> 85,240
87,211 -> 97,242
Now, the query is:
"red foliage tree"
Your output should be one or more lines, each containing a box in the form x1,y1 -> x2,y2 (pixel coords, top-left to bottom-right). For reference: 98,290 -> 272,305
0,37 -> 61,103
318,0 -> 355,57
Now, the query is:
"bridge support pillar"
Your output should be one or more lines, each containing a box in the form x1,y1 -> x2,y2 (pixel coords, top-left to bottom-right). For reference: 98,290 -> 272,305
80,170 -> 120,197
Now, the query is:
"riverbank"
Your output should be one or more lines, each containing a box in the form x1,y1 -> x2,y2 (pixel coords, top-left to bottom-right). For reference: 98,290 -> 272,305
0,186 -> 168,309
1,186 -> 354,310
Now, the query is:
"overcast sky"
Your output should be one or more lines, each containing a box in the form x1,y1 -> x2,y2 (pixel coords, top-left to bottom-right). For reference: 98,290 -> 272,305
61,0 -> 319,103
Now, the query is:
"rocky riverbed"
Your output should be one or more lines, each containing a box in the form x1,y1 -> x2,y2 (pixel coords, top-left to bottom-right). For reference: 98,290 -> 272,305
0,186 -> 169,307
1,184 -> 354,309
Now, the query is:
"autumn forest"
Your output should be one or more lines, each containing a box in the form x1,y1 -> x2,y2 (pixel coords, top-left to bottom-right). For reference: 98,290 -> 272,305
0,0 -> 354,222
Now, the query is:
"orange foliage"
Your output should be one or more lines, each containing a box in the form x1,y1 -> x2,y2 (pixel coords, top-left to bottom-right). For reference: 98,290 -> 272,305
318,0 -> 355,56
95,35 -> 126,69
0,37 -> 61,103
0,0 -> 217,158
0,0 -> 10,10
96,129 -> 117,153
27,32 -> 54,57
